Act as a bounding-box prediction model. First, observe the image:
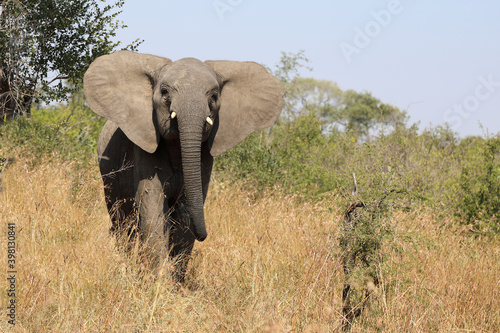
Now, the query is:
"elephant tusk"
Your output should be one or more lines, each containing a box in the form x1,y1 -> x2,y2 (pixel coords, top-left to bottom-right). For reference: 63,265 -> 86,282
206,117 -> 213,126
171,112 -> 177,119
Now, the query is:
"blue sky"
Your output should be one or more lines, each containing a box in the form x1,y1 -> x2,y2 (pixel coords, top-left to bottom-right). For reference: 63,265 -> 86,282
113,1 -> 500,137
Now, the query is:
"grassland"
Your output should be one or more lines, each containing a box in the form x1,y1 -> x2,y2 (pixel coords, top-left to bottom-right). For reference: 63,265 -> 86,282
1,157 -> 499,332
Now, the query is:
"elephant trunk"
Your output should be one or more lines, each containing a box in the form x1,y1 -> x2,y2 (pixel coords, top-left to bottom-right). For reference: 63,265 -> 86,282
177,113 -> 207,242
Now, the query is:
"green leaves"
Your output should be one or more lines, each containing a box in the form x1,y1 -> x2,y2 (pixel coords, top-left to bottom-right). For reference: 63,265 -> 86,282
272,52 -> 407,138
0,91 -> 105,163
0,0 -> 142,119
338,90 -> 408,138
456,137 -> 500,233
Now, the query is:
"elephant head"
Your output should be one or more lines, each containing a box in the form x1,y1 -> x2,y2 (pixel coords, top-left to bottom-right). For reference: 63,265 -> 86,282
84,51 -> 283,241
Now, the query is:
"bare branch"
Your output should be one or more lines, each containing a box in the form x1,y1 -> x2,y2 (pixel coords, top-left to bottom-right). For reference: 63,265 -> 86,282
73,161 -> 133,189
352,172 -> 358,197
59,117 -> 98,134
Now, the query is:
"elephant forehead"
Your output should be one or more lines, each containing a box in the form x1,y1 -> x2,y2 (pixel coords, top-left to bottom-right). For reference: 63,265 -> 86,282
160,58 -> 218,88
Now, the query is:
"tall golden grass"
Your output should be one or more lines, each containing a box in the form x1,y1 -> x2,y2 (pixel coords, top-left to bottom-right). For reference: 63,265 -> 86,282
0,158 -> 499,332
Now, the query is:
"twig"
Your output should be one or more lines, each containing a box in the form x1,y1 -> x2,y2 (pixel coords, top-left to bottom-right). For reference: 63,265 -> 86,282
59,117 -> 98,134
352,172 -> 358,197
72,160 -> 133,188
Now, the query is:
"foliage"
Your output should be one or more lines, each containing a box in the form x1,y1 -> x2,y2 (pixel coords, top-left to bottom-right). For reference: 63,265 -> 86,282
216,117 -> 460,208
455,136 -> 500,233
216,51 -> 500,233
272,50 -> 311,87
0,0 -> 142,120
214,130 -> 283,192
284,77 -> 342,122
271,50 -> 312,121
337,89 -> 408,138
215,113 -> 338,196
283,78 -> 408,138
271,54 -> 407,139
271,113 -> 339,195
338,171 -> 407,328
0,92 -> 104,162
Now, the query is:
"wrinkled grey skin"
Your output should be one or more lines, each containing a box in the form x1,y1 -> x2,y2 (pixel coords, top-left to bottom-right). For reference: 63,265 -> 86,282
84,51 -> 283,281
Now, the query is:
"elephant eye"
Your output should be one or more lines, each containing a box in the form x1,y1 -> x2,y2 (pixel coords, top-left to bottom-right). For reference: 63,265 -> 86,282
209,91 -> 219,110
160,87 -> 171,108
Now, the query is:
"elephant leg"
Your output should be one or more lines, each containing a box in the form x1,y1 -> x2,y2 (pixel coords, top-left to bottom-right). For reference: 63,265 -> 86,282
133,147 -> 170,271
98,122 -> 137,244
135,175 -> 169,270
167,198 -> 196,283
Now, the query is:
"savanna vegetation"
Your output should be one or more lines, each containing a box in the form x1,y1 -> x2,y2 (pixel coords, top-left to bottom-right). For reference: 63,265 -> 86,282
0,0 -> 141,120
0,49 -> 499,331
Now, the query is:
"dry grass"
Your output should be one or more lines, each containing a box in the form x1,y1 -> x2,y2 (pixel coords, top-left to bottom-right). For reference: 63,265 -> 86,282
0,158 -> 499,332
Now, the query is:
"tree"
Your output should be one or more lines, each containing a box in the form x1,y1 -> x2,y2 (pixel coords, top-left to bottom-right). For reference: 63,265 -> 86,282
284,77 -> 342,122
272,52 -> 407,138
284,77 -> 407,138
0,0 -> 141,121
333,89 -> 407,138
271,50 -> 311,121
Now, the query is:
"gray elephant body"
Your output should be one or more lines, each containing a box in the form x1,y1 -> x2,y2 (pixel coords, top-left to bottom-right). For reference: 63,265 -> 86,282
84,51 -> 283,280
98,120 -> 212,260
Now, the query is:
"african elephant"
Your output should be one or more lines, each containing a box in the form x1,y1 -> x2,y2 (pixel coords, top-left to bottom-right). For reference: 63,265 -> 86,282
84,51 -> 283,281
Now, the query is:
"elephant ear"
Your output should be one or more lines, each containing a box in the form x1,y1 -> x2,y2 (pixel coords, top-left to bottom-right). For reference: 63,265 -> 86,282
84,51 -> 172,153
205,60 -> 284,156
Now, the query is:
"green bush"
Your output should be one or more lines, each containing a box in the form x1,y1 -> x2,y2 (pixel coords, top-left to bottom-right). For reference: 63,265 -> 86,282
215,114 -> 344,196
213,129 -> 284,192
0,94 -> 105,163
213,108 -> 500,236
271,113 -> 339,195
455,137 -> 500,233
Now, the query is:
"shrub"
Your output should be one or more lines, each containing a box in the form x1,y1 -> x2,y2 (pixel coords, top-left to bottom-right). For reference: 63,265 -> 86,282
455,136 -> 500,233
0,95 -> 105,163
213,130 -> 284,192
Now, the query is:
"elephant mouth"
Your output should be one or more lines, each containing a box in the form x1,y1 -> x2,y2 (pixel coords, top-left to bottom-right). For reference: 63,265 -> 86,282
158,112 -> 214,143
157,114 -> 179,140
